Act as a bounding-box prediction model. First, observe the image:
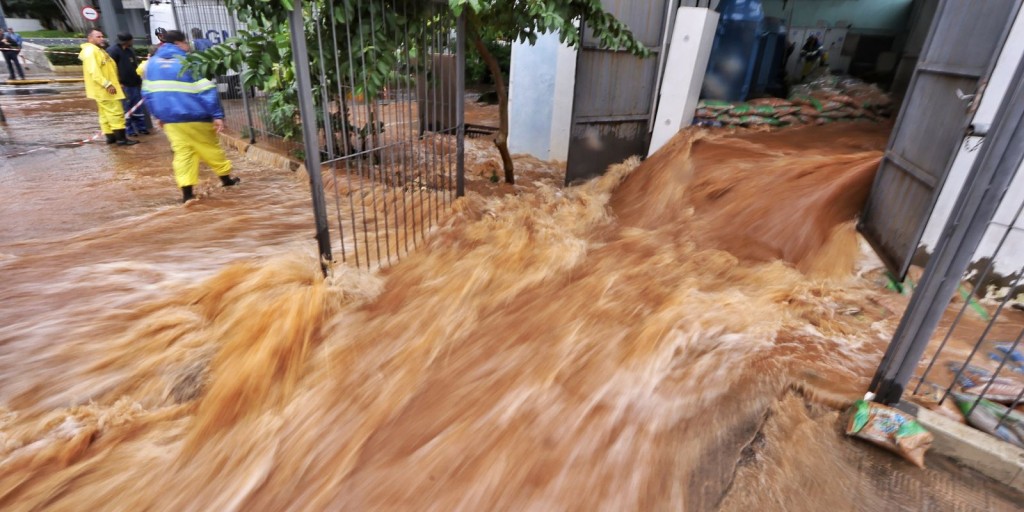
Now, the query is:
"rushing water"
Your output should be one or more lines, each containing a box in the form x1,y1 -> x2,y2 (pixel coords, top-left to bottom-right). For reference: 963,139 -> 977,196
3,88 -> 979,510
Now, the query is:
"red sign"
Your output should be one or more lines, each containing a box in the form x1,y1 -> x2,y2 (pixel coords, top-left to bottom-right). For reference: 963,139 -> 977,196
81,6 -> 100,22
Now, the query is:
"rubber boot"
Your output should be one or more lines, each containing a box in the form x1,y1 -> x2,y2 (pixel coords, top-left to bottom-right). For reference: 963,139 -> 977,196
219,175 -> 240,187
105,133 -> 117,144
181,185 -> 195,203
115,129 -> 139,146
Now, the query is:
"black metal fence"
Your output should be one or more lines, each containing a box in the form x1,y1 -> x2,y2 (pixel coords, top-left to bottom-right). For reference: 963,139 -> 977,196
288,0 -> 465,270
170,0 -> 465,270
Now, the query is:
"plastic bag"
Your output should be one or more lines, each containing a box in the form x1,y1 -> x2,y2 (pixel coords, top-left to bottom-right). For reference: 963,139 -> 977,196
950,392 -> 1024,448
950,362 -> 1024,403
846,400 -> 933,468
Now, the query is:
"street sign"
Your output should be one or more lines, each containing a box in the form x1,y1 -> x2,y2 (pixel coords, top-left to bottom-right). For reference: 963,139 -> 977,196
81,6 -> 100,22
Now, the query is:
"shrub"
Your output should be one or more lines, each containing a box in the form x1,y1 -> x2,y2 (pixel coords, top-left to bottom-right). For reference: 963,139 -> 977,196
44,45 -> 149,66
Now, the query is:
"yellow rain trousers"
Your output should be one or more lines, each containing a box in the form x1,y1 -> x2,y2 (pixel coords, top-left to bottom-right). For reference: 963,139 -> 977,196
96,99 -> 126,132
163,122 -> 232,188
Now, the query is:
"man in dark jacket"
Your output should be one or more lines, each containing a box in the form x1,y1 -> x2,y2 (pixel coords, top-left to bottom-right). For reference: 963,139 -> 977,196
108,33 -> 149,136
142,30 -> 239,203
2,27 -> 25,81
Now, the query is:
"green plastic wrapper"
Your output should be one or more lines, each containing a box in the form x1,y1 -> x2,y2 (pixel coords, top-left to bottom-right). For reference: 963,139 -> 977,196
737,115 -> 781,126
846,400 -> 933,468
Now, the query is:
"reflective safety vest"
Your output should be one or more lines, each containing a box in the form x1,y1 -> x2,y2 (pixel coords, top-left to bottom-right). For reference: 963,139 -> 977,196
142,44 -> 224,123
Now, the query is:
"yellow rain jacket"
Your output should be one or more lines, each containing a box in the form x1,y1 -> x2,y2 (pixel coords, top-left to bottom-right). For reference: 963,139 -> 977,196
78,43 -> 125,101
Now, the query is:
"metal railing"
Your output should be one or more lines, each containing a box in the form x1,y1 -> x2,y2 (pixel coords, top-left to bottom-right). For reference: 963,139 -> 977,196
288,0 -> 465,271
870,56 -> 1024,448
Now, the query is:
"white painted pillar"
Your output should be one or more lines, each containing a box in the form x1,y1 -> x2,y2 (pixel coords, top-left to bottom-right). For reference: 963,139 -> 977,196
648,7 -> 720,156
508,31 -> 578,162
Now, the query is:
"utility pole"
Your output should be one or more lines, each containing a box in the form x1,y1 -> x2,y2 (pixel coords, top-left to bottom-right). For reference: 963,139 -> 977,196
0,0 -> 9,32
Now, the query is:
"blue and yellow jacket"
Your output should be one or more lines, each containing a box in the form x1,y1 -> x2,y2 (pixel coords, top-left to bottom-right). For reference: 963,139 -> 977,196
142,44 -> 224,123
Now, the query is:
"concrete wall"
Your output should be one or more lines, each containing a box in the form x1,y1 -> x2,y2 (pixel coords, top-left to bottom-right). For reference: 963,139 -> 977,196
508,31 -> 578,162
919,8 -> 1024,279
6,18 -> 46,32
762,0 -> 913,32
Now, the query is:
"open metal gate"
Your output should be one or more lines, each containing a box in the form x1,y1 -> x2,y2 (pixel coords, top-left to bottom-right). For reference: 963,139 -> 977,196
858,0 -> 1022,280
564,0 -> 672,184
288,0 -> 465,272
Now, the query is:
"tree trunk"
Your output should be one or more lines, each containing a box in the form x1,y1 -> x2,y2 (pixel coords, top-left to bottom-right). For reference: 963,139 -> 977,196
470,30 -> 514,185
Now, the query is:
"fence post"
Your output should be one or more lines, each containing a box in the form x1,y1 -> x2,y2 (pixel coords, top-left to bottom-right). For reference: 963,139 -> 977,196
289,0 -> 333,272
455,11 -> 466,198
869,57 -> 1024,405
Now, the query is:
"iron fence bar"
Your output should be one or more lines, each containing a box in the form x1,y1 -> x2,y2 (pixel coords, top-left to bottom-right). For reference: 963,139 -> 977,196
378,12 -> 410,262
456,11 -> 466,198
952,272 -> 1024,408
869,55 -> 1024,405
408,7 -> 427,247
915,193 -> 1024,394
421,22 -> 433,230
314,8 -> 336,161
397,0 -> 417,249
440,17 -> 451,210
939,234 -> 1024,408
445,17 -> 455,209
340,1 -> 366,269
327,0 -> 352,264
289,0 -> 333,273
367,3 -> 393,266
356,0 -> 384,268
970,324 -> 1024,417
422,20 -> 434,231
429,22 -> 441,226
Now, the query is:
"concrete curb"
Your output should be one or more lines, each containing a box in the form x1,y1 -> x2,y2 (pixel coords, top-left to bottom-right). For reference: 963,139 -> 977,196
217,132 -> 302,173
900,401 -> 1024,492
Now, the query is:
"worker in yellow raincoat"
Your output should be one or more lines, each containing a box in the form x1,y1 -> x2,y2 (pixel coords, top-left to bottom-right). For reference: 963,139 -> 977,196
78,29 -> 138,146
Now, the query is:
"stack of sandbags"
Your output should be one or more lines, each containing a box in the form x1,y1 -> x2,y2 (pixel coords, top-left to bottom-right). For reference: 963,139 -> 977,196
693,99 -> 799,128
693,76 -> 894,129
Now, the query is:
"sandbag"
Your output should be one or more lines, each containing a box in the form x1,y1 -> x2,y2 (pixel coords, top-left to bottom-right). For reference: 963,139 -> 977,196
846,400 -> 933,468
748,97 -> 795,108
698,99 -> 735,112
737,115 -> 781,126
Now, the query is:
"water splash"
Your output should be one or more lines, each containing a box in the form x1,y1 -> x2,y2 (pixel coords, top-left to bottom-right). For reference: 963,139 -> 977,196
1,121 -> 906,510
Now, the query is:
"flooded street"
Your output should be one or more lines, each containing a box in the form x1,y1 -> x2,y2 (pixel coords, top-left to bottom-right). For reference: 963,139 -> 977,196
1,89 -> 1022,511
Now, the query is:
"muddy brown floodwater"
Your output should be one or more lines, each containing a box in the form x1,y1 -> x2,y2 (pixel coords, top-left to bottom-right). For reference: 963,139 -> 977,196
1,88 -> 1022,511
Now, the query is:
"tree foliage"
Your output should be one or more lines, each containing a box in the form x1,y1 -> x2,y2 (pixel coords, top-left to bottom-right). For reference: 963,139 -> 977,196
448,0 -> 649,58
184,0 -> 649,181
